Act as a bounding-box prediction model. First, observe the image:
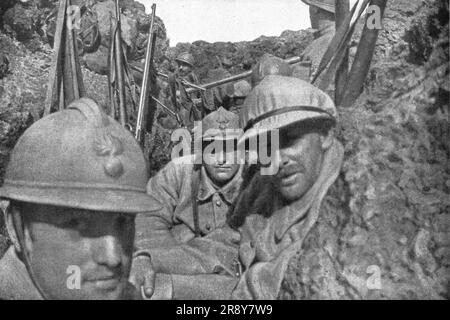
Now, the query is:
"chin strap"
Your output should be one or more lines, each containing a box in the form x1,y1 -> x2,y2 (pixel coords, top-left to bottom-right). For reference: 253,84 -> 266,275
12,212 -> 50,300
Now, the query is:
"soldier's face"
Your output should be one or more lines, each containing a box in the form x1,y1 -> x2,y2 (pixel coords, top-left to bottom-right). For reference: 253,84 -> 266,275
203,139 -> 241,186
178,62 -> 192,76
274,123 -> 330,203
17,204 -> 135,300
232,97 -> 246,108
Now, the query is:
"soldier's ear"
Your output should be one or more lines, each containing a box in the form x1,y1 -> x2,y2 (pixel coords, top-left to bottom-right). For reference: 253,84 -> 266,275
320,127 -> 334,151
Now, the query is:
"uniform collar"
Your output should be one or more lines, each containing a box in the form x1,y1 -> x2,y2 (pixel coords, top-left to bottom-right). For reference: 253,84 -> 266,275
0,246 -> 43,300
197,165 -> 243,204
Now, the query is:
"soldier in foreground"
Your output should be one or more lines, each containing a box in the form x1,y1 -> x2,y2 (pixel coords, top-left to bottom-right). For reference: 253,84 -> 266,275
131,107 -> 244,299
0,98 -> 161,300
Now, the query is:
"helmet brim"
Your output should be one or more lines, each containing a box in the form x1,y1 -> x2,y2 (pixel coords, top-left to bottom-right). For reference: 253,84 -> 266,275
0,184 -> 162,214
238,111 -> 334,147
175,58 -> 194,68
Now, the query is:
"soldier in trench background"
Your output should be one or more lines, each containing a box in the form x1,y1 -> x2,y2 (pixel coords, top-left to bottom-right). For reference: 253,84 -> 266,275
173,52 -> 206,128
225,80 -> 252,114
157,52 -> 206,131
0,98 -> 161,300
300,0 -> 337,79
130,107 -> 244,299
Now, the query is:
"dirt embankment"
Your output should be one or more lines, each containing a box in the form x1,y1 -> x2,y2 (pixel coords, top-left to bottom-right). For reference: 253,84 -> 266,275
0,0 -> 449,299
281,0 -> 449,299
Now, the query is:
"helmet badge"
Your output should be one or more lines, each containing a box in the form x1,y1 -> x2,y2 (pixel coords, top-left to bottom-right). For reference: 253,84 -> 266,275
216,114 -> 230,130
93,131 -> 125,178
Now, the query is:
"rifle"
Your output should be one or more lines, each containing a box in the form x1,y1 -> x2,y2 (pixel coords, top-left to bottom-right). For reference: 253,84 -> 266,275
115,0 -> 127,126
44,0 -> 86,116
151,96 -> 184,127
158,72 -> 207,92
184,56 -> 305,94
135,3 -> 158,144
128,64 -> 206,92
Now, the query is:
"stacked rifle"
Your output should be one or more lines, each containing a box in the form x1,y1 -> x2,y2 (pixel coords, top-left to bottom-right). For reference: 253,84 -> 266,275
44,0 -> 386,146
44,0 -> 86,115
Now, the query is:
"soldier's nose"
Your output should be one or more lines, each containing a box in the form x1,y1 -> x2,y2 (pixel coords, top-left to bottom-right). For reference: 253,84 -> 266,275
216,151 -> 226,164
279,149 -> 290,168
93,235 -> 122,269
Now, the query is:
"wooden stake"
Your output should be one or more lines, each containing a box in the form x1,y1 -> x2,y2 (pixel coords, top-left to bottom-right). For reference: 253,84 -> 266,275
341,0 -> 387,107
335,0 -> 350,106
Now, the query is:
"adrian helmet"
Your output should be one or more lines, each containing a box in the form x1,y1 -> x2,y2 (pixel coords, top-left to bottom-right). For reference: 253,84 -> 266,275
0,98 -> 161,214
175,52 -> 195,68
194,107 -> 242,141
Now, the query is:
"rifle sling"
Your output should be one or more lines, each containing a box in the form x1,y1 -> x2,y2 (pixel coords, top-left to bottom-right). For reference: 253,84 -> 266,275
191,166 -> 202,237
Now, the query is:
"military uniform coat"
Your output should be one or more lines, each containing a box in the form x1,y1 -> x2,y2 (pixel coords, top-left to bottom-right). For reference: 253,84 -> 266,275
0,246 -> 42,300
135,155 -> 244,299
231,140 -> 344,299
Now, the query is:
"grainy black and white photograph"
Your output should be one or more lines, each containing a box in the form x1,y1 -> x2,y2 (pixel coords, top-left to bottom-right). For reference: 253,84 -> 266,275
0,0 -> 448,302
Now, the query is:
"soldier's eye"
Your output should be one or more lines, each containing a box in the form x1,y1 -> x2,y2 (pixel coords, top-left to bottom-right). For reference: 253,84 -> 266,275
202,140 -> 213,151
62,218 -> 82,229
117,214 -> 133,227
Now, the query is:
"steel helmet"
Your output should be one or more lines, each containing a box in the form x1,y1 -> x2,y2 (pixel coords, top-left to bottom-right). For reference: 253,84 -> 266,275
232,80 -> 252,98
175,52 -> 195,68
194,107 -> 242,141
239,75 -> 337,145
0,97 -> 161,213
251,54 -> 292,87
301,0 -> 335,13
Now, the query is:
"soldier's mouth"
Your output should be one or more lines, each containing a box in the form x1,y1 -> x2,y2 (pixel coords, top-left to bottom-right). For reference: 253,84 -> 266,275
86,276 -> 122,290
215,166 -> 231,171
280,172 -> 299,186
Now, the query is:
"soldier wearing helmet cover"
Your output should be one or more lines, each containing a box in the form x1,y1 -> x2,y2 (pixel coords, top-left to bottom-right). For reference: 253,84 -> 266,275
131,107 -> 244,299
228,75 -> 344,299
0,98 -> 161,300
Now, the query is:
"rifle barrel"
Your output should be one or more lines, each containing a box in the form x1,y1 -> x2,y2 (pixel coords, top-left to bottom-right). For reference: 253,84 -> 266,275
152,96 -> 180,122
157,72 -> 206,91
185,56 -> 305,94
135,3 -> 157,142
115,0 -> 126,126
